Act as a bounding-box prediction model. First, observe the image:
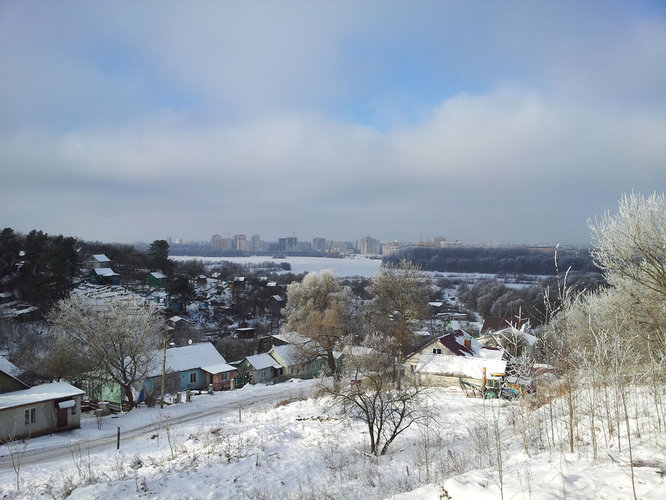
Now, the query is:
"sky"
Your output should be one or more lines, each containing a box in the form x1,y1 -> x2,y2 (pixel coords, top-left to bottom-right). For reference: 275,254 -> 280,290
1,1 -> 665,246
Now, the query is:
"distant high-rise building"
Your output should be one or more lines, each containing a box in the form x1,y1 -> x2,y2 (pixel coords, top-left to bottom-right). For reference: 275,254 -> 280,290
250,234 -> 262,253
381,241 -> 402,255
211,234 -> 233,250
234,234 -> 249,252
359,236 -> 381,255
278,236 -> 298,253
312,237 -> 327,252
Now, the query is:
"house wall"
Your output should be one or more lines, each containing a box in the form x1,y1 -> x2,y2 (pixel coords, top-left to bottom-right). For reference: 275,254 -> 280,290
179,369 -> 204,391
0,396 -> 82,442
405,343 -> 453,374
144,368 -> 206,395
0,373 -> 27,394
414,373 -> 466,388
81,376 -> 123,403
204,372 -> 236,391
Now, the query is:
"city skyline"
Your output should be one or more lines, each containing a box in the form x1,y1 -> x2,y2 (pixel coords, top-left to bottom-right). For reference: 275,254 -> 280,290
1,2 -> 665,246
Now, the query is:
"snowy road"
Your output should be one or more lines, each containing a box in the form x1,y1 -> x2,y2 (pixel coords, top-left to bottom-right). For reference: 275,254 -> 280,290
0,380 -> 316,468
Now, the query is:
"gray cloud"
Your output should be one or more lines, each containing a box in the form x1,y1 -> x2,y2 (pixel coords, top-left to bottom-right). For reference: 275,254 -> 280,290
1,1 -> 665,245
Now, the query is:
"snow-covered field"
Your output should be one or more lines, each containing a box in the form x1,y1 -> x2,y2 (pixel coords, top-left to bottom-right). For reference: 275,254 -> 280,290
1,379 -> 664,499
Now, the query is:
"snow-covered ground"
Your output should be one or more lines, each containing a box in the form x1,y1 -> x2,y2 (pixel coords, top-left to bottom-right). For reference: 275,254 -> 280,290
1,379 -> 664,499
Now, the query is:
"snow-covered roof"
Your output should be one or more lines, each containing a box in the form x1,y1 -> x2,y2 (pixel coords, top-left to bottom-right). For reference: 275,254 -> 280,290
93,268 -> 119,277
270,345 -> 302,366
244,353 -> 282,371
0,356 -> 23,378
150,272 -> 166,279
0,382 -> 84,410
145,343 -> 227,378
91,254 -> 110,263
415,353 -> 506,380
494,326 -> 538,346
201,362 -> 236,374
272,331 -> 311,346
333,345 -> 375,360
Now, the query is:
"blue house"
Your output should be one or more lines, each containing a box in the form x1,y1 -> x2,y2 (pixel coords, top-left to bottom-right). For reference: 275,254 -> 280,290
142,343 -> 229,397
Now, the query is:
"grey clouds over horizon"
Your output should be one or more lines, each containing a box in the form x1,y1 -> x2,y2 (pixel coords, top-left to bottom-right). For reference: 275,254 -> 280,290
1,1 -> 665,245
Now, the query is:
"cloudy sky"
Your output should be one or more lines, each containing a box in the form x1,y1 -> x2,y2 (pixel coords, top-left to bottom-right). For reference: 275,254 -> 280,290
1,1 -> 665,246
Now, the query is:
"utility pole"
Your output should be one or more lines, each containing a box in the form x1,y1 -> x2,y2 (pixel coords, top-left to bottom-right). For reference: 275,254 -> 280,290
160,337 -> 167,409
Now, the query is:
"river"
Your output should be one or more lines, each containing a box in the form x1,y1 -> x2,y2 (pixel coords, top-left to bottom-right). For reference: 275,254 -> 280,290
171,255 -> 383,278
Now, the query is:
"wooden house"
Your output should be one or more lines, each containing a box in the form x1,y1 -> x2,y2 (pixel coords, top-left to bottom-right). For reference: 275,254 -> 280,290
142,343 -> 229,397
89,267 -> 120,285
267,344 -> 325,380
234,353 -> 283,385
86,254 -> 111,269
147,271 -> 167,288
0,382 -> 84,442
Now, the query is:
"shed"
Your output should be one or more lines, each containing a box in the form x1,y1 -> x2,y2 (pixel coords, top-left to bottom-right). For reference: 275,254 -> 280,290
89,267 -> 120,285
148,271 -> 167,288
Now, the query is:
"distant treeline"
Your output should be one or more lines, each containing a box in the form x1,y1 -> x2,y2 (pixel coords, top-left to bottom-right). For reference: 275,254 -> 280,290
384,246 -> 599,275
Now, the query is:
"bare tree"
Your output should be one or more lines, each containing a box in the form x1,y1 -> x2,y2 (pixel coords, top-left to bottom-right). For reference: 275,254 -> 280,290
48,294 -> 165,406
6,431 -> 29,491
321,334 -> 426,456
366,260 -> 431,389
284,270 -> 352,380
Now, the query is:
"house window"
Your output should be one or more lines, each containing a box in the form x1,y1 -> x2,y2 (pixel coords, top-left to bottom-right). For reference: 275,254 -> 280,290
432,348 -> 442,354
24,408 -> 36,425
189,373 -> 196,384
261,369 -> 266,378
221,372 -> 228,381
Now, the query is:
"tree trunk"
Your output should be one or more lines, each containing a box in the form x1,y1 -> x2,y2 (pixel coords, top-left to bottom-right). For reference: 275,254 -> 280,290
123,384 -> 135,408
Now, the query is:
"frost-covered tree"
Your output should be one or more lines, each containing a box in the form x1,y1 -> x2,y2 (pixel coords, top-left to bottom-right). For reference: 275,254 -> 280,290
366,260 -> 431,389
48,294 -> 165,405
284,270 -> 352,379
590,192 -> 666,298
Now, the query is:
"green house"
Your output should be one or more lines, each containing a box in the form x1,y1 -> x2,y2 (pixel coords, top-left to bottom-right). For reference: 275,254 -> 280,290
147,271 -> 167,288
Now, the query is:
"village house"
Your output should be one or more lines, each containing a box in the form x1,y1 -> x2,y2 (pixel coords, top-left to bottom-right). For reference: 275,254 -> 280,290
405,330 -> 506,386
267,344 -> 325,381
142,342 -> 230,398
0,381 -> 84,442
201,362 -> 237,391
86,254 -> 111,269
234,353 -> 283,385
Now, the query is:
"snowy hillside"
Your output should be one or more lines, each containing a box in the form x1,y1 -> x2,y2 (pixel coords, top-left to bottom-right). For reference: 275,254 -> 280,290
1,379 -> 665,499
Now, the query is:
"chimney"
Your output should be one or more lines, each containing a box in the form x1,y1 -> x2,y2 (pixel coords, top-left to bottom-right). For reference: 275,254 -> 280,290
464,338 -> 471,349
